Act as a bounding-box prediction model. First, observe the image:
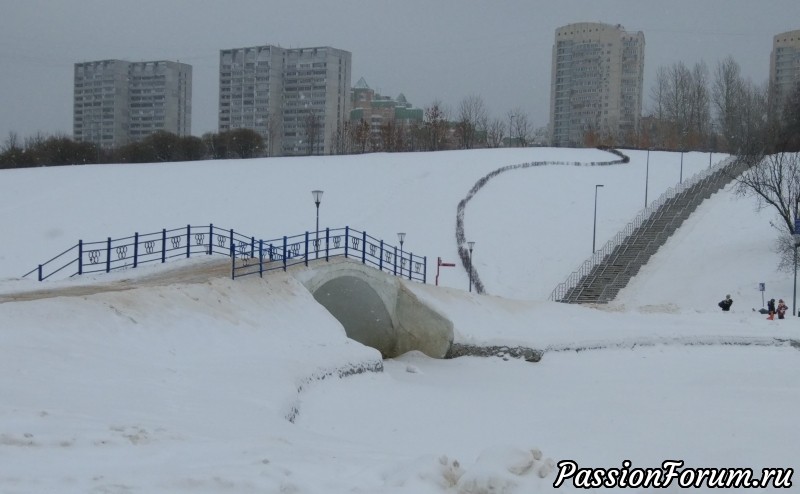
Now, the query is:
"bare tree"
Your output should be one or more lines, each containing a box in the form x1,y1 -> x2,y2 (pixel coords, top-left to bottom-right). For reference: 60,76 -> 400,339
649,66 -> 669,122
647,61 -> 712,150
508,108 -> 532,147
486,118 -> 505,148
712,56 -> 745,152
0,132 -> 23,167
688,61 -> 711,147
736,152 -> 800,235
646,66 -> 671,148
531,126 -> 549,146
424,101 -> 450,151
348,119 -> 370,154
665,62 -> 692,146
378,120 -> 407,152
303,112 -> 322,155
738,81 -> 770,157
778,82 -> 800,151
454,94 -> 488,149
265,113 -> 281,157
735,152 -> 800,270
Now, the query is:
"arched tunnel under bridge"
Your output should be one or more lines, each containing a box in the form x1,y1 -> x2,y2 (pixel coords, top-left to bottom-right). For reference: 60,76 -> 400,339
292,258 -> 454,358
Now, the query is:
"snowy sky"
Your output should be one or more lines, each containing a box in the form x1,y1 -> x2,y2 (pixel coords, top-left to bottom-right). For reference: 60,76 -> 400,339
1,147 -> 799,492
0,0 -> 798,141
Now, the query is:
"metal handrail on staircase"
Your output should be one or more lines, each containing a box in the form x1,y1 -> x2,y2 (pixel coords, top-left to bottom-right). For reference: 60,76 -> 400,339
549,156 -> 737,302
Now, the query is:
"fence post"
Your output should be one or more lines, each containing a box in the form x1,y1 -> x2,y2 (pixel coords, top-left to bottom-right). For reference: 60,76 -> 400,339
408,252 -> 413,280
161,229 -> 166,263
361,231 -> 367,264
304,232 -> 309,267
106,237 -> 111,273
379,240 -> 384,272
208,224 -> 213,254
423,256 -> 427,284
345,226 -> 349,259
133,232 -> 139,269
393,246 -> 397,276
229,229 -> 234,258
78,240 -> 83,275
283,236 -> 288,272
38,264 -> 42,282
325,227 -> 330,261
186,225 -> 191,258
259,239 -> 263,278
250,236 -> 255,259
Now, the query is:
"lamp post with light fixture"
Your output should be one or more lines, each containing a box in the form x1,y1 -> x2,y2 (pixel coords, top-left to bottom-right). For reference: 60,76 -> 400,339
311,190 -> 323,259
593,184 -> 604,254
468,241 -> 475,292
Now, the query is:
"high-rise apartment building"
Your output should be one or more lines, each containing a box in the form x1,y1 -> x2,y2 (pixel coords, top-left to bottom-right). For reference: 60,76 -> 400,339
218,45 -> 285,155
549,22 -> 645,147
218,45 -> 351,156
769,29 -> 800,119
73,60 -> 192,149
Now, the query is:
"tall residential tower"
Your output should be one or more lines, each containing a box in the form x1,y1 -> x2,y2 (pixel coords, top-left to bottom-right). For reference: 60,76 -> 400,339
73,60 -> 191,149
218,45 -> 352,156
549,22 -> 645,147
769,29 -> 800,120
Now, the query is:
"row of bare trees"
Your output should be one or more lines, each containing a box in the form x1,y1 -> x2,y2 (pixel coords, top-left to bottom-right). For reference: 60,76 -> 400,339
332,96 -> 545,155
640,56 -> 798,155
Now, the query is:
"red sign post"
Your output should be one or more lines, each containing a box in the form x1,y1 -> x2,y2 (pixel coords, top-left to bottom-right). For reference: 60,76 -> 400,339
436,256 -> 455,286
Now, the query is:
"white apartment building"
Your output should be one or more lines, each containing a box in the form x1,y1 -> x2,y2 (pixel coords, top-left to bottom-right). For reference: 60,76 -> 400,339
218,45 -> 285,155
73,60 -> 192,149
218,45 -> 352,156
549,22 -> 645,147
770,29 -> 800,120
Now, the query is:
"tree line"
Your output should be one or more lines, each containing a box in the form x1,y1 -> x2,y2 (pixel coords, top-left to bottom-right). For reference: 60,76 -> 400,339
0,129 -> 266,169
590,56 -> 800,155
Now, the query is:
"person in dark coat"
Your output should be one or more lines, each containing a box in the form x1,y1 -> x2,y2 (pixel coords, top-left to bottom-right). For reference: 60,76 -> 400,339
767,298 -> 776,320
719,294 -> 733,311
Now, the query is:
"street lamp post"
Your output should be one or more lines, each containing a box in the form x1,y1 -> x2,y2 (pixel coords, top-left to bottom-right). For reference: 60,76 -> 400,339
311,190 -> 323,259
397,232 -> 405,273
794,198 -> 800,316
467,241 -> 475,293
593,185 -> 604,254
645,149 -> 650,208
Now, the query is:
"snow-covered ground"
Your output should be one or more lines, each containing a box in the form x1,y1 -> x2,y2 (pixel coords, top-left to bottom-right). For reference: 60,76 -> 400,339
1,148 -> 798,493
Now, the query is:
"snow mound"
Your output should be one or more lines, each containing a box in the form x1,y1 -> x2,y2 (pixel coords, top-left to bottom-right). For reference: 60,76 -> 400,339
380,446 -> 555,493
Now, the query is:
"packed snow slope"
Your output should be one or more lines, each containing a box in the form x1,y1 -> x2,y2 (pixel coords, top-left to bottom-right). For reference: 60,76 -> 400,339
1,148 -> 798,493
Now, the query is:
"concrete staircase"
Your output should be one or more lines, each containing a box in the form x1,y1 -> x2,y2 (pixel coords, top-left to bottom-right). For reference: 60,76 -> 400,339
554,157 -> 751,304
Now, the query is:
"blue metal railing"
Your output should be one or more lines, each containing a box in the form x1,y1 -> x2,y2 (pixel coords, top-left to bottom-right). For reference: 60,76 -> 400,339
22,224 -> 426,285
230,226 -> 426,283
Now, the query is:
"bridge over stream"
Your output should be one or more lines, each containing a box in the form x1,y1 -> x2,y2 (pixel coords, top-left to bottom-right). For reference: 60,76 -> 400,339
18,225 -> 452,359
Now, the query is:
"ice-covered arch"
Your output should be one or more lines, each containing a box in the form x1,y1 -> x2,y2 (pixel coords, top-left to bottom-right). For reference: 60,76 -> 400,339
292,258 -> 453,358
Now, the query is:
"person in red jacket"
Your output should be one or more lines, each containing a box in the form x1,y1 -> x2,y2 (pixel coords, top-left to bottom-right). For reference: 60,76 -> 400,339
777,299 -> 788,319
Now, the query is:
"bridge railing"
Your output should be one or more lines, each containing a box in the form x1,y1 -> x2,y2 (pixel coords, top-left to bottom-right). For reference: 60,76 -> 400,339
231,226 -> 426,283
23,224 -> 426,285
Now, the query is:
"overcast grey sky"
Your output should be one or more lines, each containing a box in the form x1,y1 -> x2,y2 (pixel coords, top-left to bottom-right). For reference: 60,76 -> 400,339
0,0 -> 797,141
